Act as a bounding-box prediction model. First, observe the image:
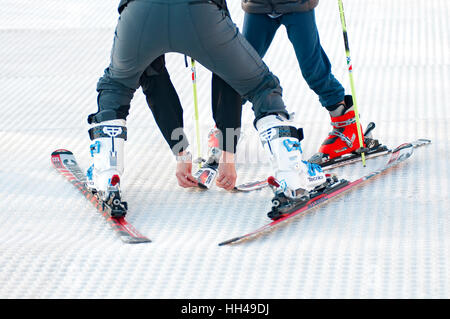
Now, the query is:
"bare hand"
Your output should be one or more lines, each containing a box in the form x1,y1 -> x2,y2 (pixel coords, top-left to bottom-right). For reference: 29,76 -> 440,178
175,153 -> 198,188
215,151 -> 237,191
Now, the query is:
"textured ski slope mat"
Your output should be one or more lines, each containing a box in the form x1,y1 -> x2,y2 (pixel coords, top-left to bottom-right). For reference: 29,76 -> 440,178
0,0 -> 448,298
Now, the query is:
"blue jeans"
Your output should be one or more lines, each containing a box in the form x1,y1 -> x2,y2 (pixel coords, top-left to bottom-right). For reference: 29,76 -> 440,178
243,10 -> 345,108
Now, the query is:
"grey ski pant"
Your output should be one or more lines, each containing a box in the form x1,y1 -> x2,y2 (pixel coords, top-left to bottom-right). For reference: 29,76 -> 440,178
90,0 -> 287,126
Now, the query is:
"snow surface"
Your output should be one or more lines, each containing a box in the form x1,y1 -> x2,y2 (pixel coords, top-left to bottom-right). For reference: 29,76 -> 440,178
0,0 -> 448,298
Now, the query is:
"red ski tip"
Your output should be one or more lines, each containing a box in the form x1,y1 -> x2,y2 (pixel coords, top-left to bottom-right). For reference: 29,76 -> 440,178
110,175 -> 120,186
267,176 -> 280,188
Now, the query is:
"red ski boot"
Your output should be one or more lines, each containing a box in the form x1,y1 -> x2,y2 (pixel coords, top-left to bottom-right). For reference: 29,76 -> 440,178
309,96 -> 366,164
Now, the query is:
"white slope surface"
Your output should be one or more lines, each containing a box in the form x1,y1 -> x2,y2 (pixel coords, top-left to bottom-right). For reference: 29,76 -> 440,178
0,0 -> 448,298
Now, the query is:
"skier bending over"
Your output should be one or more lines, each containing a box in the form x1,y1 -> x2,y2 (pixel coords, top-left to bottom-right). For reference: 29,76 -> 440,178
136,0 -> 369,191
85,0 -> 327,216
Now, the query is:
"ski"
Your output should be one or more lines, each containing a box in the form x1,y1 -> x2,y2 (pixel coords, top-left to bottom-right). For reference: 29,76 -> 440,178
234,138 -> 431,192
233,179 -> 270,192
51,149 -> 151,244
218,141 -> 424,246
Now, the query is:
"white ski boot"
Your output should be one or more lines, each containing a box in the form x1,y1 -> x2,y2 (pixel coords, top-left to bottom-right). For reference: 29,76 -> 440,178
86,119 -> 127,217
256,114 -> 327,199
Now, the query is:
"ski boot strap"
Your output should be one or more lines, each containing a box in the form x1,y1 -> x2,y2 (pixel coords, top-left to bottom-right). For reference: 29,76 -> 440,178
330,115 -> 356,128
260,125 -> 304,145
88,125 -> 127,141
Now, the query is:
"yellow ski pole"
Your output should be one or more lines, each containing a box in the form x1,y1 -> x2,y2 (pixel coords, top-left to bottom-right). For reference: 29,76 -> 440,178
338,0 -> 366,166
190,58 -> 202,168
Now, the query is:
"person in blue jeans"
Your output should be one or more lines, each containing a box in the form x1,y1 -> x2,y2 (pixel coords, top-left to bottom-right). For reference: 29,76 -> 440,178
243,2 -> 344,108
210,0 -> 366,169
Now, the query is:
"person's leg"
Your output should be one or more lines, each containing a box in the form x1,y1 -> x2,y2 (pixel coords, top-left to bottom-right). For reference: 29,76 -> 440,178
282,10 -> 345,108
140,55 -> 189,154
206,12 -> 281,188
210,74 -> 242,154
86,1 -> 171,206
282,10 -> 365,161
208,13 -> 280,155
193,7 -> 280,190
88,1 -> 170,124
242,12 -> 280,59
